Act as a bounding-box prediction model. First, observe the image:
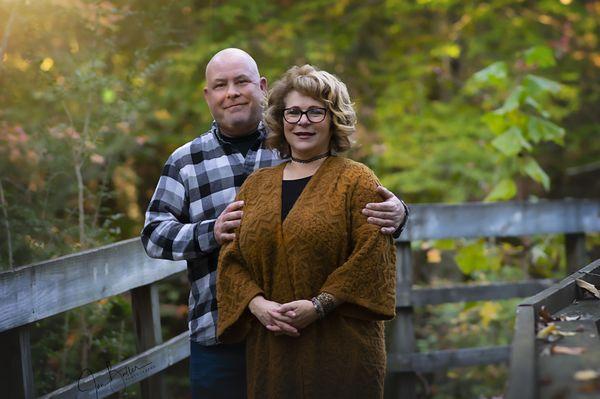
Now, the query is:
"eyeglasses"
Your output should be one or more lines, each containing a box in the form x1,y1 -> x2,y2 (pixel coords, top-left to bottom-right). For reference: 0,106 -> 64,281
283,107 -> 327,124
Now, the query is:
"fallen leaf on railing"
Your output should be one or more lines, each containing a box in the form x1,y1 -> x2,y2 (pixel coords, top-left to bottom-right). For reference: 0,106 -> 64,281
537,324 -> 579,341
537,324 -> 556,339
576,279 -> 600,299
555,330 -> 577,337
559,314 -> 581,321
551,345 -> 586,355
539,305 -> 558,323
577,380 -> 600,393
574,370 -> 600,381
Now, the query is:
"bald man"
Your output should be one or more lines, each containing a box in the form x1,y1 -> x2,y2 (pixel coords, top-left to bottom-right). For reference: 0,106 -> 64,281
141,48 -> 408,398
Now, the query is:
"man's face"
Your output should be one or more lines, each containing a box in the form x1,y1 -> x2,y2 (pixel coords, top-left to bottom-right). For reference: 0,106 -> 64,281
204,55 -> 267,137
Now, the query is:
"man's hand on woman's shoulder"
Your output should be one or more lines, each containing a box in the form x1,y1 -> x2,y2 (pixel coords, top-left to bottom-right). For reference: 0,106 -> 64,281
362,185 -> 407,235
214,201 -> 245,245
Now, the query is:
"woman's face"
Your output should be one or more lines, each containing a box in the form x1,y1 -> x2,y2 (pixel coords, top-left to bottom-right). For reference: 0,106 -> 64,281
283,90 -> 332,160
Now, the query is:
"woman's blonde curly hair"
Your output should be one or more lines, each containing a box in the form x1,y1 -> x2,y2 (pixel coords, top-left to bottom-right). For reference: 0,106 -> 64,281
264,64 -> 356,158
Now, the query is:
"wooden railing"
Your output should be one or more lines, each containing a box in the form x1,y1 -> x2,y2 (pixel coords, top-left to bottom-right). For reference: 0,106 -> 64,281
384,199 -> 599,398
0,199 -> 598,398
505,258 -> 600,399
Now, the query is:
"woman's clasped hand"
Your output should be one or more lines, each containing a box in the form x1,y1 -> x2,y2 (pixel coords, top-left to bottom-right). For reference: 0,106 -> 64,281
249,296 -> 321,335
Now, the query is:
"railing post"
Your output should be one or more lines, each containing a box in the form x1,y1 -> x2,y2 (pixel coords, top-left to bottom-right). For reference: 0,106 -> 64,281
386,241 -> 417,399
131,283 -> 165,399
506,305 -> 537,399
0,325 -> 35,398
565,233 -> 587,274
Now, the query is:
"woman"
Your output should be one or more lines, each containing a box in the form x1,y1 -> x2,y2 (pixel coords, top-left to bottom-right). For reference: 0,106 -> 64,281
217,64 -> 397,398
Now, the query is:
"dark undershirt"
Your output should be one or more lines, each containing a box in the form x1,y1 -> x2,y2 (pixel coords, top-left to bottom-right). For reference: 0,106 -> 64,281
281,176 -> 312,221
280,174 -> 409,236
220,130 -> 261,157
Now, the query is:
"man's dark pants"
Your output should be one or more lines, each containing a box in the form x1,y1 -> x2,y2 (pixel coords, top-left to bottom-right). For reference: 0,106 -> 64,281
190,341 -> 246,399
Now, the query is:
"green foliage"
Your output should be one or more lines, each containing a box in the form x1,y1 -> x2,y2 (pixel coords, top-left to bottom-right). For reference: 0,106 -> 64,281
455,240 -> 502,275
469,62 -> 508,88
491,126 -> 531,156
465,44 -> 576,199
484,178 -> 517,202
415,298 -> 520,398
31,296 -> 138,396
522,157 -> 550,190
524,45 -> 556,68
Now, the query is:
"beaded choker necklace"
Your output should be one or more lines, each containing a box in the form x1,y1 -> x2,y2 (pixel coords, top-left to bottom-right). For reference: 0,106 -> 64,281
290,151 -> 330,164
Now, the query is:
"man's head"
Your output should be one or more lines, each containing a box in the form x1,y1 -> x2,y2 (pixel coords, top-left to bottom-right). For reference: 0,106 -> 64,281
204,48 -> 268,138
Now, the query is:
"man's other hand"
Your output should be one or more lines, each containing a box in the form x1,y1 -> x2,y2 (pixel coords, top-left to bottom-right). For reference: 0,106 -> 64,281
214,201 -> 244,245
362,186 -> 406,235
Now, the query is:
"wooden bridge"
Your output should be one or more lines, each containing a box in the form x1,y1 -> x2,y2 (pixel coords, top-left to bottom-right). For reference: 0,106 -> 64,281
1,199 -> 599,398
506,258 -> 600,399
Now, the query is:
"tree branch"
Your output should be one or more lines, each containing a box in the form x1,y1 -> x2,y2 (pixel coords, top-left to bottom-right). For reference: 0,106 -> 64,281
0,179 -> 14,269
74,160 -> 86,245
0,1 -> 19,65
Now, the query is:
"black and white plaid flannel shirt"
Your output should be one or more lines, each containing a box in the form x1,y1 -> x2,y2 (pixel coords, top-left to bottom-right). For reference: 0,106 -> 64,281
141,122 -> 283,345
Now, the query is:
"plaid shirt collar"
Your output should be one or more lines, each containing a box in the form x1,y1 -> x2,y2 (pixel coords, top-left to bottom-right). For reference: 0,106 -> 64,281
211,121 -> 267,146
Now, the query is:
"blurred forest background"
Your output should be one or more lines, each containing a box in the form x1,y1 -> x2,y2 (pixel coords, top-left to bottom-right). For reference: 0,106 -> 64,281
1,0 -> 598,397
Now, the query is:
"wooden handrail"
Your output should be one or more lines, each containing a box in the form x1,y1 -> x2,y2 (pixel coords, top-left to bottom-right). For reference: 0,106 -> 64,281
406,279 -> 556,307
0,238 -> 185,333
401,199 -> 599,241
40,332 -> 189,398
389,345 -> 510,373
506,258 -> 600,399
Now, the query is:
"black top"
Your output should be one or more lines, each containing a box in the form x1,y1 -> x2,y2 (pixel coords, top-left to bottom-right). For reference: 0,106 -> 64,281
280,171 -> 410,236
219,129 -> 261,157
281,176 -> 312,221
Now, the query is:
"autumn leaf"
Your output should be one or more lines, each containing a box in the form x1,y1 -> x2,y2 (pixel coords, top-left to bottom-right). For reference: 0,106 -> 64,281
479,301 -> 501,328
574,370 -> 600,381
538,305 -> 558,323
576,279 -> 600,299
551,345 -> 586,355
536,324 -> 556,339
427,248 -> 442,263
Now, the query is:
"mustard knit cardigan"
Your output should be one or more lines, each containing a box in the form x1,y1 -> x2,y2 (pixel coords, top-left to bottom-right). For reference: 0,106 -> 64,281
217,156 -> 397,399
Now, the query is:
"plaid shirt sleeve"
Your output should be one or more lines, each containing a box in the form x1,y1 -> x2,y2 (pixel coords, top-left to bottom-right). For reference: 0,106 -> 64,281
141,153 -> 219,260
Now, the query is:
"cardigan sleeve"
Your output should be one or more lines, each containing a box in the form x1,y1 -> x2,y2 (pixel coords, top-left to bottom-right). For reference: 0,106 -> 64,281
216,179 -> 264,344
319,165 -> 397,321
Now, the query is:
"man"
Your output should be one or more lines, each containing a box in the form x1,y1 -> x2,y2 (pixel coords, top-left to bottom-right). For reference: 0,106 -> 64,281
141,48 -> 408,398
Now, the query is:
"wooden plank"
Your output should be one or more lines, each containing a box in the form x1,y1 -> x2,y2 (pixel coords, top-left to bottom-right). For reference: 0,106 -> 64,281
40,331 -> 189,399
385,242 -> 416,399
565,233 -> 588,274
0,325 -> 36,398
404,279 -> 556,307
505,305 -> 537,399
0,238 -> 186,332
506,259 -> 600,399
520,258 -> 600,314
400,200 -> 600,241
539,318 -> 600,399
388,345 -> 510,373
131,284 -> 165,399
